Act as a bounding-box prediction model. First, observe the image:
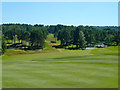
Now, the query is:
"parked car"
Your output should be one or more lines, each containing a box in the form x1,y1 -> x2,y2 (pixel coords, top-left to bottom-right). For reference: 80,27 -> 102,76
96,44 -> 105,48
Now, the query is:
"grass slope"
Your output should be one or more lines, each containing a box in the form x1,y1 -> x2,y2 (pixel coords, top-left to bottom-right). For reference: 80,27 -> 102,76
2,46 -> 118,88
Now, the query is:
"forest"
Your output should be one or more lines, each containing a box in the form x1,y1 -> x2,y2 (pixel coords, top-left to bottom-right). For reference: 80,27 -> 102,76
1,24 -> 120,53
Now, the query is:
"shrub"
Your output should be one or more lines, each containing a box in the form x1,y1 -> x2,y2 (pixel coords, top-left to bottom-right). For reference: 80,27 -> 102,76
51,41 -> 56,43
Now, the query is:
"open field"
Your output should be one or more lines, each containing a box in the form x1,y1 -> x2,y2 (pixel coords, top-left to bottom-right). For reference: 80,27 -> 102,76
2,46 -> 118,88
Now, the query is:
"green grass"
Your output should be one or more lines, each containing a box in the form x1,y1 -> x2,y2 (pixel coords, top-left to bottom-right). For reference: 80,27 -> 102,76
2,46 -> 118,88
43,42 -> 57,51
43,34 -> 60,51
90,46 -> 118,56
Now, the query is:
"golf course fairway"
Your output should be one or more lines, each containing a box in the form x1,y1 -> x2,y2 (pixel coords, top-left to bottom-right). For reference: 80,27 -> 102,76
2,46 -> 118,88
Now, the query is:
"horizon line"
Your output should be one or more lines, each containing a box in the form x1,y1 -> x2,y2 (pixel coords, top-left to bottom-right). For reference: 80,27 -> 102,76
2,23 -> 118,26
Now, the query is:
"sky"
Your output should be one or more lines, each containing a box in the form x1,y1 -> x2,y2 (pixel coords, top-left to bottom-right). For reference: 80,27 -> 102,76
1,0 -> 120,2
2,2 -> 118,26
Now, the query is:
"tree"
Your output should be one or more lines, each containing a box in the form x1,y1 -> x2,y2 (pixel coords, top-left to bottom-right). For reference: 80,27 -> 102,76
21,31 -> 30,44
12,25 -> 17,44
2,23 -> 119,50
57,30 -> 64,45
4,29 -> 14,43
57,28 -> 70,46
2,35 -> 7,54
16,29 -> 24,43
30,28 -> 45,48
73,27 -> 86,48
78,31 -> 86,48
114,31 -> 120,45
104,34 -> 114,45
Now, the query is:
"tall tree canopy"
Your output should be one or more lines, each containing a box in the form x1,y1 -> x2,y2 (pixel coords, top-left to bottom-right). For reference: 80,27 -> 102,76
2,23 -> 119,51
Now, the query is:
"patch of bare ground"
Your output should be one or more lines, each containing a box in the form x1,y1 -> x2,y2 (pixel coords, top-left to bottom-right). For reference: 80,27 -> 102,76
48,43 -> 60,46
57,49 -> 62,52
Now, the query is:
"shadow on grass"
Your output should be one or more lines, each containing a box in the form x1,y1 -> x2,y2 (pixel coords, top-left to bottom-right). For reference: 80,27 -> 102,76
7,43 -> 43,50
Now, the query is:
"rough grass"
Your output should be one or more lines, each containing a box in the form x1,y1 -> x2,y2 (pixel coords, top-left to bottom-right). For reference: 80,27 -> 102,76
2,46 -> 118,88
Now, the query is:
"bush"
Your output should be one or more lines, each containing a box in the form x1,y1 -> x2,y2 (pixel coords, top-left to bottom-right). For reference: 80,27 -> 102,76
51,41 -> 56,43
52,45 -> 64,48
25,46 -> 43,50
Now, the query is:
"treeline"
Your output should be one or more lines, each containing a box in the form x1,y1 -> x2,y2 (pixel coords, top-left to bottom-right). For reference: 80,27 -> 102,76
2,24 -> 48,48
2,24 -> 120,51
48,25 -> 120,48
